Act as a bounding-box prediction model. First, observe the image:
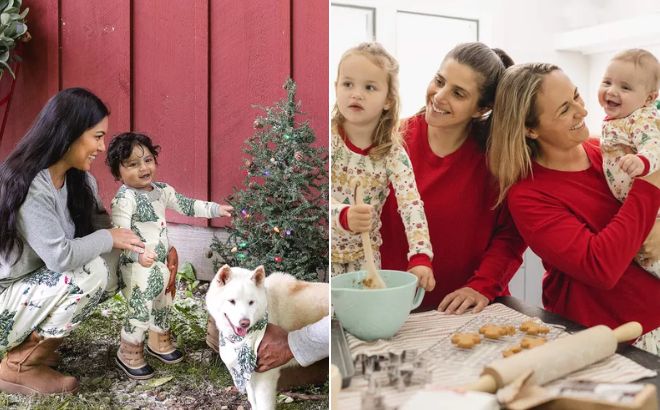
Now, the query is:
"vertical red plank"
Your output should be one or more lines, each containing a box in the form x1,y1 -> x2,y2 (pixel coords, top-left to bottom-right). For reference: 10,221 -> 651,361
293,0 -> 329,149
0,0 -> 60,159
60,0 -> 130,208
210,0 -> 291,227
133,0 -> 209,226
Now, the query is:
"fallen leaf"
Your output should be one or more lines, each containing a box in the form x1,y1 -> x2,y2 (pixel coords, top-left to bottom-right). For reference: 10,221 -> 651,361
146,376 -> 174,388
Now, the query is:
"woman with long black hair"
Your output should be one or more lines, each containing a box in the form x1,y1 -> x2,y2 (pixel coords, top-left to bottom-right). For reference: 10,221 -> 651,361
0,88 -> 143,394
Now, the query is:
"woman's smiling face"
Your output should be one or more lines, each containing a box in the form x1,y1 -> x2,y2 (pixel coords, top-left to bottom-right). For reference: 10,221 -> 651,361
62,116 -> 108,172
527,70 -> 589,150
425,58 -> 484,129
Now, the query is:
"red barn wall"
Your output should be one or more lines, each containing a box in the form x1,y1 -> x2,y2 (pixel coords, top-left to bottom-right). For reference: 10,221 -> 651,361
0,0 -> 328,229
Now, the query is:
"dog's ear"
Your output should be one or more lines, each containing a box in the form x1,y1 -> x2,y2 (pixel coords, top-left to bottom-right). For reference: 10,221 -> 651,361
217,265 -> 232,285
252,265 -> 265,286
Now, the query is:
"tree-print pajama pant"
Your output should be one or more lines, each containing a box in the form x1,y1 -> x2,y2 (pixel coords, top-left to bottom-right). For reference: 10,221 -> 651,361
120,260 -> 171,344
0,256 -> 108,355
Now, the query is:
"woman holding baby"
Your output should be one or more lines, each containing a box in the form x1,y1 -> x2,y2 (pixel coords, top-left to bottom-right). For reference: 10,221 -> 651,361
487,62 -> 660,355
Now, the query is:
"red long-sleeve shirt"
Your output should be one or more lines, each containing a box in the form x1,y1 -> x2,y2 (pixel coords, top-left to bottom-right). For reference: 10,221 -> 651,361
380,114 -> 526,310
508,140 -> 660,333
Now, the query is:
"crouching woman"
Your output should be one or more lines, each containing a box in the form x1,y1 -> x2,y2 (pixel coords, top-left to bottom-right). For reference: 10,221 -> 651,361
0,88 -> 143,394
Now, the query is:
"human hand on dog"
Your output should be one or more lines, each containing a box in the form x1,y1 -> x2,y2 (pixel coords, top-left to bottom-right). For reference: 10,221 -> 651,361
256,323 -> 294,372
408,265 -> 435,291
347,204 -> 372,233
437,286 -> 488,314
138,248 -> 157,268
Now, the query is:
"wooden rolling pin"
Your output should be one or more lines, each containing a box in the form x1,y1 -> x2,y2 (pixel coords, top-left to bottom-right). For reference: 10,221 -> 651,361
466,321 -> 643,393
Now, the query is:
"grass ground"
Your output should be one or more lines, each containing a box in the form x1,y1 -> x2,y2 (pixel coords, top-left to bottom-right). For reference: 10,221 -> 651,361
0,282 -> 328,409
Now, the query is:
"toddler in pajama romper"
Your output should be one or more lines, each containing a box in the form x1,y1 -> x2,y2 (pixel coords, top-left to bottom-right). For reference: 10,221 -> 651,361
106,132 -> 232,379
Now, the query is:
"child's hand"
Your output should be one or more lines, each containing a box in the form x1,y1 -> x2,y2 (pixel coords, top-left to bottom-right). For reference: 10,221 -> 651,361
219,204 -> 233,217
138,249 -> 157,268
618,154 -> 644,177
347,204 -> 372,233
408,265 -> 435,292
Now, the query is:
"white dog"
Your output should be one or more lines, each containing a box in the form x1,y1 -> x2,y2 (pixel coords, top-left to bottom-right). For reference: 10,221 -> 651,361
206,265 -> 328,410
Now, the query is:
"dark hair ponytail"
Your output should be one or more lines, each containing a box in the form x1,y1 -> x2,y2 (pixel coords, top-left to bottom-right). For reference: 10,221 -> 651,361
0,88 -> 109,264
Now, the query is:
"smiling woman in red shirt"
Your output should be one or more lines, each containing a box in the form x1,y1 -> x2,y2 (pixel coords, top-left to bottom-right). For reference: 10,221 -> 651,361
488,63 -> 660,355
380,42 -> 526,314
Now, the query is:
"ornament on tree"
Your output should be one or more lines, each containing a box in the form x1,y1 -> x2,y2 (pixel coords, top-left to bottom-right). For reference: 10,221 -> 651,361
283,134 -> 291,140
294,151 -> 303,161
274,256 -> 283,263
231,247 -> 238,253
273,227 -> 280,233
239,241 -> 248,249
237,253 -> 246,260
285,229 -> 292,236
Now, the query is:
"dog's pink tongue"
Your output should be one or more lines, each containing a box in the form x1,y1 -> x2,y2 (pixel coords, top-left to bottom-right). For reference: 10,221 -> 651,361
236,327 -> 248,337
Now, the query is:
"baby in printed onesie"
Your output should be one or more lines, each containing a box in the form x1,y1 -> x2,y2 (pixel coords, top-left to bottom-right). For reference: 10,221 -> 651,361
599,48 -> 660,279
106,132 -> 232,379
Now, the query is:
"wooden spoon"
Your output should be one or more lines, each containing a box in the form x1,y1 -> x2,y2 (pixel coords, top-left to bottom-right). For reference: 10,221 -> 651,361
353,182 -> 386,289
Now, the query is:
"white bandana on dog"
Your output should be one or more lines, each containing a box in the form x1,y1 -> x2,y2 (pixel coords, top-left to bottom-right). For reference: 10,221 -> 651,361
220,313 -> 269,393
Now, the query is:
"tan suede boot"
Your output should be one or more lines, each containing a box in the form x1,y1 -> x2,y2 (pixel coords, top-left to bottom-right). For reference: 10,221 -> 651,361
0,331 -> 78,395
146,330 -> 183,364
42,339 -> 62,368
206,315 -> 219,354
115,338 -> 154,380
45,351 -> 61,368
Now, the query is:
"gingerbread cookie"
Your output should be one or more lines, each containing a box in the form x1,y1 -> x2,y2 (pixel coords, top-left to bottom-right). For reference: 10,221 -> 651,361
519,320 -> 550,335
479,324 -> 516,339
451,333 -> 481,348
520,336 -> 546,349
502,345 -> 523,357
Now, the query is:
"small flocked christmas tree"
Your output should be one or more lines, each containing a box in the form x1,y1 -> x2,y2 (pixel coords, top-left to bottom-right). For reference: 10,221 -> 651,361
209,79 -> 328,281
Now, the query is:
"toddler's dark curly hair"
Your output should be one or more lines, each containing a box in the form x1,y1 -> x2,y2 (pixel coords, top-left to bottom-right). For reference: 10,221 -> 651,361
106,132 -> 161,180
